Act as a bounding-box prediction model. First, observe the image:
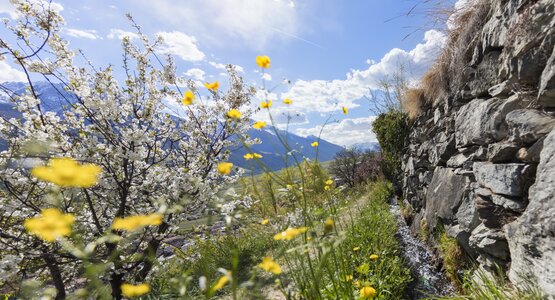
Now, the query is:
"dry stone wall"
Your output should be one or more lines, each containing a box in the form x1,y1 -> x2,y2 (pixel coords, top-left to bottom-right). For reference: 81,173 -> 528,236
401,0 -> 555,295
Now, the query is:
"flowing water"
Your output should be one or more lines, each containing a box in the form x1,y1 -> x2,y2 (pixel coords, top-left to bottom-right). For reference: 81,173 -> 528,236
389,197 -> 455,299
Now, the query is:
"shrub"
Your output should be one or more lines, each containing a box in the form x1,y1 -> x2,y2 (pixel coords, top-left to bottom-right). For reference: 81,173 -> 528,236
372,110 -> 409,184
330,149 -> 382,188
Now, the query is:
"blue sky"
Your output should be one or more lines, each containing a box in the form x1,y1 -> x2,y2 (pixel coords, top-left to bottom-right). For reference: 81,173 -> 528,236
0,0 -> 452,147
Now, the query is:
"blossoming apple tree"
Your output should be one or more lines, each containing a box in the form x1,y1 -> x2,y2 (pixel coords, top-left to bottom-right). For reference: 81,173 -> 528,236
0,0 -> 254,298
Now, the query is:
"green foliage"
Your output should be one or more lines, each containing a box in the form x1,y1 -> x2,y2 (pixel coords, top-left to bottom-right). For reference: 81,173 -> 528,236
437,229 -> 466,285
371,110 -> 409,182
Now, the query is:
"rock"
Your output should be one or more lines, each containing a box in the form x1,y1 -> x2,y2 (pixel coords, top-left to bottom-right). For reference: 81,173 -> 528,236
488,81 -> 513,98
538,44 -> 555,107
506,128 -> 555,295
470,224 -> 510,260
506,109 -> 555,144
455,184 -> 481,232
487,142 -> 519,162
447,153 -> 471,168
517,137 -> 545,163
425,167 -> 470,229
455,96 -> 521,148
428,134 -> 456,165
473,162 -> 532,197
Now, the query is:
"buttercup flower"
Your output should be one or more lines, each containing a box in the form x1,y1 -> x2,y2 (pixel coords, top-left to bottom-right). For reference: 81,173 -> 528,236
273,227 -> 308,241
212,272 -> 231,292
182,90 -> 195,105
324,185 -> 330,191
31,157 -> 102,188
342,106 -> 348,115
253,121 -> 267,129
217,162 -> 233,175
244,153 -> 254,160
259,256 -> 282,275
260,100 -> 272,109
121,283 -> 151,298
311,142 -> 319,147
24,208 -> 75,242
256,55 -> 271,69
227,109 -> 242,119
283,98 -> 292,105
370,254 -> 379,261
112,213 -> 163,232
353,246 -> 360,251
345,275 -> 353,281
325,179 -> 333,185
360,286 -> 377,298
324,218 -> 334,233
204,81 -> 219,91
261,219 -> 270,225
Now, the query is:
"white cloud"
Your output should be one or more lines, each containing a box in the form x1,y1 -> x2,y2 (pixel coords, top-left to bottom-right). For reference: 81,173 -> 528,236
0,61 -> 26,82
107,29 -> 139,40
209,61 -> 244,74
295,116 -> 378,147
65,28 -> 100,40
281,30 -> 446,113
156,31 -> 205,62
262,73 -> 272,81
134,0 -> 300,49
184,68 -> 205,81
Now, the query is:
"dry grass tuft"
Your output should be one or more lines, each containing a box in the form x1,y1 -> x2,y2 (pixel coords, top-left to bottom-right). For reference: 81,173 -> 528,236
401,87 -> 426,120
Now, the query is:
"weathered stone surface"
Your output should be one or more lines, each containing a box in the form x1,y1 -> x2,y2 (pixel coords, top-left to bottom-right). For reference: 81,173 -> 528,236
455,184 -> 481,232
488,81 -> 513,98
506,128 -> 555,295
470,224 -> 510,260
538,44 -> 555,107
425,167 -> 469,229
517,137 -> 545,163
473,162 -> 532,197
428,134 -> 456,165
506,109 -> 555,144
455,96 -> 521,147
487,142 -> 519,162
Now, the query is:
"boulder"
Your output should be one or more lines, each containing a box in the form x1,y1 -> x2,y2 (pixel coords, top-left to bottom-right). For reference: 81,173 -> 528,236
487,142 -> 519,162
469,224 -> 510,260
473,162 -> 532,197
506,109 -> 555,144
425,167 -> 470,229
455,96 -> 521,147
506,128 -> 555,295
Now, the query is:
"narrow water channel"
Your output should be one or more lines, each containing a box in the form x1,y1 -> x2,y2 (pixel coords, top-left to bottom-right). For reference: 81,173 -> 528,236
389,197 -> 455,299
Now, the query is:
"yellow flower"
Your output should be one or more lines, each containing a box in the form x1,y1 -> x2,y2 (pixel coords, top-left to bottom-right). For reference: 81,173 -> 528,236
353,246 -> 360,252
258,257 -> 282,275
360,286 -> 377,298
112,213 -> 163,232
370,254 -> 379,261
260,100 -> 272,109
273,227 -> 308,241
353,280 -> 360,288
325,179 -> 333,185
212,273 -> 230,292
253,153 -> 263,159
324,185 -> 330,191
244,153 -> 254,160
345,275 -> 353,282
121,283 -> 151,298
217,162 -> 233,175
182,90 -> 195,105
261,219 -> 270,225
227,109 -> 242,119
253,121 -> 267,129
31,157 -> 102,188
256,55 -> 271,69
342,106 -> 348,115
204,81 -> 219,91
24,208 -> 75,242
324,218 -> 334,233
283,98 -> 292,105
311,141 -> 319,147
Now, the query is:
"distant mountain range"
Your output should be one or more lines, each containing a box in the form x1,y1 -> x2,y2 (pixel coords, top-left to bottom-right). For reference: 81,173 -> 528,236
0,82 -> 345,172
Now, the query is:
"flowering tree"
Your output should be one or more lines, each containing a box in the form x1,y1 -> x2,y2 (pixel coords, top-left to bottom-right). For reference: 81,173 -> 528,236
0,1 -> 253,298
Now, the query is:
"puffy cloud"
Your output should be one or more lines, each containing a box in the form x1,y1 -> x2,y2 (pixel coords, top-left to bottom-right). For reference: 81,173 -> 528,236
281,30 -> 446,113
0,0 -> 63,19
65,28 -> 100,40
295,116 -> 378,147
0,1 -> 18,19
0,61 -> 26,82
107,29 -> 139,40
184,68 -> 205,81
133,0 -> 300,49
209,61 -> 244,73
156,31 -> 205,62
